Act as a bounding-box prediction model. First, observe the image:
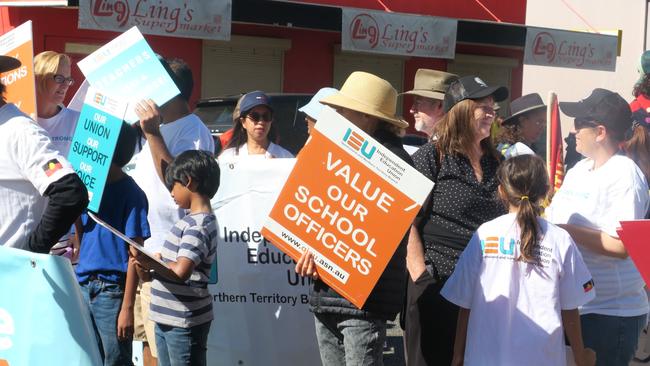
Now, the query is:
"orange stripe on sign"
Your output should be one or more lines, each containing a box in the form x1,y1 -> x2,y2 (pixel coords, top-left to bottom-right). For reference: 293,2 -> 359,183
486,236 -> 499,241
347,140 -> 362,150
484,249 -> 498,254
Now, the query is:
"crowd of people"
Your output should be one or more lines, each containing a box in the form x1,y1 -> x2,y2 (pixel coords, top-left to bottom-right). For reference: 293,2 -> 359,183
1,43 -> 650,366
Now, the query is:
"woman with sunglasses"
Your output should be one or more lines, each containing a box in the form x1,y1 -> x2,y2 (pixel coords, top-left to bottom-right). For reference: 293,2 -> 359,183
34,51 -> 78,156
546,89 -> 649,366
218,90 -> 293,162
495,92 -> 546,159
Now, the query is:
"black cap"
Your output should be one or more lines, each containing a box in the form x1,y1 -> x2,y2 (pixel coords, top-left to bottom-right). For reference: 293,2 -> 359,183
559,88 -> 631,136
443,75 -> 509,112
503,93 -> 547,125
0,56 -> 20,73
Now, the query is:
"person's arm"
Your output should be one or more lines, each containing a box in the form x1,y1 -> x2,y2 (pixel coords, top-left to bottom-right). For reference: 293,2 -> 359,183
451,307 -> 470,366
26,173 -> 88,253
117,237 -> 143,341
406,222 -> 427,281
562,308 -> 596,366
558,224 -> 627,259
135,99 -> 174,184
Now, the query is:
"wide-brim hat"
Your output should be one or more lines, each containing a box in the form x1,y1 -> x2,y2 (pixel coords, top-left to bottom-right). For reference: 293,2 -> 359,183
0,56 -> 20,73
443,76 -> 509,113
401,68 -> 458,101
299,87 -> 338,121
502,93 -> 547,125
320,71 -> 408,128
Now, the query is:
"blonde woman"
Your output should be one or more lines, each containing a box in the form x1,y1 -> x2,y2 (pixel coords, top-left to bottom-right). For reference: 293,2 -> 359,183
35,51 -> 79,156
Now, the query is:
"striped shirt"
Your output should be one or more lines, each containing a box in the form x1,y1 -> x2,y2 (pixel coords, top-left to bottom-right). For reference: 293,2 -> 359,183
150,212 -> 218,328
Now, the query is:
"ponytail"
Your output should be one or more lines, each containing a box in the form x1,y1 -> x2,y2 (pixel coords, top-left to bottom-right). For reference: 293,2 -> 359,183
515,195 -> 542,262
496,155 -> 550,263
624,124 -> 650,183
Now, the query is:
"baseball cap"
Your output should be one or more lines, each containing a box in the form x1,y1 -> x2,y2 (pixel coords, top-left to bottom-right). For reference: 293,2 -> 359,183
443,76 -> 509,112
0,55 -> 20,73
238,91 -> 272,117
559,88 -> 631,136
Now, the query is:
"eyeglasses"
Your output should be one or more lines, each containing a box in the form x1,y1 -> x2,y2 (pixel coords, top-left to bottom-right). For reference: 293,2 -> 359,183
53,74 -> 74,86
412,98 -> 439,110
246,111 -> 273,122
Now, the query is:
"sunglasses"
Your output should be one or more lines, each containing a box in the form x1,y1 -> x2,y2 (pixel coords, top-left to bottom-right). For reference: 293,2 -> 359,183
246,111 -> 273,122
53,74 -> 74,86
574,118 -> 599,130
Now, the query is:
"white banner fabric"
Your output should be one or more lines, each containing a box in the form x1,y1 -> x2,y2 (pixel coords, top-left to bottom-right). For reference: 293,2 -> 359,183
208,158 -> 321,365
78,0 -> 231,41
524,27 -> 618,71
342,8 -> 456,59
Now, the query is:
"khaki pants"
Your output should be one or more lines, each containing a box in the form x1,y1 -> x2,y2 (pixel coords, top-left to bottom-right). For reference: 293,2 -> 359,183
133,281 -> 157,357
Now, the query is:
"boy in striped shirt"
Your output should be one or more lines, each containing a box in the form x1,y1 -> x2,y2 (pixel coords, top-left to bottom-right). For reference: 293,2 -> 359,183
134,150 -> 219,366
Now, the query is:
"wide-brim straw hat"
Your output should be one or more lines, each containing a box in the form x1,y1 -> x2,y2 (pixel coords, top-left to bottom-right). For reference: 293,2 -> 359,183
320,71 -> 408,129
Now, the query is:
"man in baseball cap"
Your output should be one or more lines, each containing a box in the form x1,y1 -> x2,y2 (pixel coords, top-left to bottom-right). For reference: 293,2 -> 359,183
402,69 -> 458,138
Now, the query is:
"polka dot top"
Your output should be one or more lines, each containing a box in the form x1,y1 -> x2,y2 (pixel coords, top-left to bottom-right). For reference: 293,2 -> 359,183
412,142 -> 505,277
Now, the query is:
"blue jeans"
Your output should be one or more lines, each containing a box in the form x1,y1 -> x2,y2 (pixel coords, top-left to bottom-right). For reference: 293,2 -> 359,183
155,321 -> 211,366
314,313 -> 386,366
581,313 -> 647,366
80,279 -> 133,366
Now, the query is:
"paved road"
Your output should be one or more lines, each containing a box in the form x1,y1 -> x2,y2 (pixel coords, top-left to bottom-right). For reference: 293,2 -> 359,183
384,319 -> 405,366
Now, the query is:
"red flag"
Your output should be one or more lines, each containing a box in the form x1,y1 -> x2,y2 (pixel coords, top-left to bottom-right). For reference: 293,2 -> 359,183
546,92 -> 564,192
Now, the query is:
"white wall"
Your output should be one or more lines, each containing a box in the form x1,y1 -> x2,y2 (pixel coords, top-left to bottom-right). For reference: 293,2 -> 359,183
523,0 -> 647,135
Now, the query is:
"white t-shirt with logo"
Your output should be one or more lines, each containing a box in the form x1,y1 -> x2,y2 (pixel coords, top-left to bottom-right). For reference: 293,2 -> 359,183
0,103 -> 76,249
546,155 -> 649,317
218,142 -> 293,163
129,113 -> 215,253
36,107 -> 80,157
441,213 -> 595,366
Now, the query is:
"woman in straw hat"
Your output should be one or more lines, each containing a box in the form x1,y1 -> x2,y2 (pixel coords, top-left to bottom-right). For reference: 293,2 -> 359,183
495,92 -> 547,159
294,71 -> 412,366
405,76 -> 508,366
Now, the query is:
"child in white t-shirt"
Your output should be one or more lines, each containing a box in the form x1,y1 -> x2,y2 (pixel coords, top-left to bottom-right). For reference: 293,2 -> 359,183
441,155 -> 596,366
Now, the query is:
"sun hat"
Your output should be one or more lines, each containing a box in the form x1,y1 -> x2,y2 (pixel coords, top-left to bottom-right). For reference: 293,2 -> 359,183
443,75 -> 509,113
502,93 -> 547,125
0,55 -> 20,73
401,68 -> 458,101
559,88 -> 631,136
320,71 -> 407,128
299,87 -> 338,121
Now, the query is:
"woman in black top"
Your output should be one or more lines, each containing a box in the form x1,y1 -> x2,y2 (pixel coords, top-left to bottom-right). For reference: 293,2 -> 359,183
403,76 -> 508,366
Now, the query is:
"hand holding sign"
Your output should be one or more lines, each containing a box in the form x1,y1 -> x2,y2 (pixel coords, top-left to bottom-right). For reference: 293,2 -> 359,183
135,99 -> 163,135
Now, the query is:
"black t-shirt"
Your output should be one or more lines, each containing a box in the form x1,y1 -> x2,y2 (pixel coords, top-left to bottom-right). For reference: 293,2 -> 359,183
412,142 -> 505,277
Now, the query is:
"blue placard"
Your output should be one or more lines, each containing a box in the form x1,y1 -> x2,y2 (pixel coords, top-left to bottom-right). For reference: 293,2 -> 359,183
67,88 -> 127,212
0,246 -> 102,366
78,26 -> 180,123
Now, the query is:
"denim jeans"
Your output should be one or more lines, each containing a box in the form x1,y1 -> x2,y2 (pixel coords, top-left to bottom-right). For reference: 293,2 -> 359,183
314,313 -> 386,366
80,279 -> 133,366
155,321 -> 211,366
581,313 -> 647,366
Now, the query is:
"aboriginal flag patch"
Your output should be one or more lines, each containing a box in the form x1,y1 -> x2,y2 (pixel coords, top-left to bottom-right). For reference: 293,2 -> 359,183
42,159 -> 63,177
583,279 -> 594,293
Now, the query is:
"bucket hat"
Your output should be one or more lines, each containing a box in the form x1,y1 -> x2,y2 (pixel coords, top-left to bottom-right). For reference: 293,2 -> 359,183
320,71 -> 407,128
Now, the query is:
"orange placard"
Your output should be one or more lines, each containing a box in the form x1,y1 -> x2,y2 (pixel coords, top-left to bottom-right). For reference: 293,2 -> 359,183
0,21 -> 36,119
261,109 -> 433,308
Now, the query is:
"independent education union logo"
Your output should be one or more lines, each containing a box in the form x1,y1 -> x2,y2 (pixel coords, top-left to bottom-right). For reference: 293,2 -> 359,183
350,13 -> 379,49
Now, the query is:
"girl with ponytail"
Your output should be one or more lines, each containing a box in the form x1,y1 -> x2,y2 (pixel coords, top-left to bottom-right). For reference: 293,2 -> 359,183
441,155 -> 596,366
